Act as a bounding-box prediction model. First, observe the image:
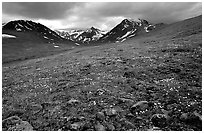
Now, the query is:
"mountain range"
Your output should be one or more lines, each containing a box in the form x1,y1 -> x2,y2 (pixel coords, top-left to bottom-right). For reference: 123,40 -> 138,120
2,15 -> 202,131
55,27 -> 107,43
2,18 -> 160,44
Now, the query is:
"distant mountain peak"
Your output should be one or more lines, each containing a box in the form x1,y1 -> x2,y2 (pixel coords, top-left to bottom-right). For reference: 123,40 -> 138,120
3,19 -> 64,43
99,17 -> 155,42
90,26 -> 97,30
55,26 -> 106,43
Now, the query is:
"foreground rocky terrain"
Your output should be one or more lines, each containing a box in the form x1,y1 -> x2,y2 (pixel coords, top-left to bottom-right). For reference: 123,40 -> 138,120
2,15 -> 202,131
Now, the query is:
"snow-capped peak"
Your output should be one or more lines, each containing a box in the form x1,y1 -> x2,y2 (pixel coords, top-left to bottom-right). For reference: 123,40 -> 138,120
3,20 -> 64,43
55,27 -> 107,43
99,17 -> 156,43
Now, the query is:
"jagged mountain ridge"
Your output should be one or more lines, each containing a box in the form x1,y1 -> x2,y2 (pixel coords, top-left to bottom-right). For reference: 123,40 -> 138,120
99,18 -> 156,42
55,27 -> 107,43
2,18 -> 157,44
3,20 -> 64,43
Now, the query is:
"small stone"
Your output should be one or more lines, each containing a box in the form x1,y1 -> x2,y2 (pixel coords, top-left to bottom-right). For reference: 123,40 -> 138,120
180,113 -> 188,121
94,122 -> 106,131
135,116 -> 143,121
130,101 -> 149,114
150,114 -> 167,128
70,123 -> 81,130
120,118 -> 136,129
148,126 -> 162,131
96,112 -> 105,121
123,71 -> 136,78
106,123 -> 115,131
67,99 -> 80,105
125,113 -> 135,119
104,108 -> 117,116
96,89 -> 106,95
49,105 -> 61,116
161,109 -> 171,120
193,111 -> 202,121
29,104 -> 42,114
118,98 -> 134,104
82,121 -> 93,131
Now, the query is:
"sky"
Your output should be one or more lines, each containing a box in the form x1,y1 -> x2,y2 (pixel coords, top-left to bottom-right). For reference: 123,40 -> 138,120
2,2 -> 202,31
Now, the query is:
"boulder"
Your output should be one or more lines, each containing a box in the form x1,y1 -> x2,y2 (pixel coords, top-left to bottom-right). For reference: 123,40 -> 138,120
180,111 -> 202,129
95,112 -> 105,121
70,122 -> 81,130
150,114 -> 168,128
94,122 -> 106,131
130,101 -> 149,114
2,116 -> 33,131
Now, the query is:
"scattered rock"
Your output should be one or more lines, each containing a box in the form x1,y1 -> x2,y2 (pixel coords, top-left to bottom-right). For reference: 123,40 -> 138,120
120,118 -> 136,129
66,116 -> 81,123
125,113 -> 135,119
49,105 -> 62,116
161,109 -> 171,120
2,116 -> 21,127
180,111 -> 202,128
28,104 -> 42,114
95,89 -> 106,95
135,116 -> 143,121
8,121 -> 33,131
70,123 -> 81,130
150,114 -> 168,128
96,112 -> 105,121
180,113 -> 188,121
193,111 -> 202,121
3,109 -> 25,119
82,121 -> 93,131
2,116 -> 33,131
130,101 -> 149,114
41,101 -> 54,109
104,108 -> 118,116
123,71 -> 136,78
118,98 -> 134,104
105,123 -> 115,131
148,126 -> 162,131
67,98 -> 80,105
94,122 -> 106,131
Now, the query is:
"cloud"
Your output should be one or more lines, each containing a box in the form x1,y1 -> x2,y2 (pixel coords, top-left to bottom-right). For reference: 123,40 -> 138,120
77,2 -> 201,23
2,2 -> 202,30
2,2 -> 84,20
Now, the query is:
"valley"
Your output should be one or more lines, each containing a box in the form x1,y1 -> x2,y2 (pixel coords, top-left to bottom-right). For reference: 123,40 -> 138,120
2,15 -> 202,131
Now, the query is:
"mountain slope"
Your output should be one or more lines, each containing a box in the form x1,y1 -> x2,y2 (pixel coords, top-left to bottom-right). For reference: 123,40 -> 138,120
2,15 -> 202,131
2,20 -> 75,63
3,20 -> 65,43
99,18 -> 156,42
56,27 -> 107,44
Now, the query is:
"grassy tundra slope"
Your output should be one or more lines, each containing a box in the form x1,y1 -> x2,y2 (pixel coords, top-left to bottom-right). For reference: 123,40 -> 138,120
2,20 -> 75,64
2,15 -> 202,131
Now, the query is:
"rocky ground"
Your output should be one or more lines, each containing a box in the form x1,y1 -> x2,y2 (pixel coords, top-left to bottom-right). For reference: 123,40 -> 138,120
2,29 -> 202,131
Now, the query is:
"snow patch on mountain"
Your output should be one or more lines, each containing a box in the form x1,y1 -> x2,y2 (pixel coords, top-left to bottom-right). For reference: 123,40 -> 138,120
56,27 -> 107,43
2,34 -> 16,38
99,18 -> 156,42
3,20 -> 64,43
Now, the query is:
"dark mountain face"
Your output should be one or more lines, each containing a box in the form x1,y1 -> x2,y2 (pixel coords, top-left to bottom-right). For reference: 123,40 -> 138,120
99,18 -> 156,42
3,20 -> 64,43
55,27 -> 106,44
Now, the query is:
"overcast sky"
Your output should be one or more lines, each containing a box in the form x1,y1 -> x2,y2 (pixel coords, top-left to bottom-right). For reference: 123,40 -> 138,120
2,2 -> 202,31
